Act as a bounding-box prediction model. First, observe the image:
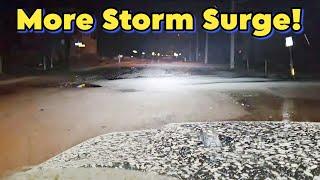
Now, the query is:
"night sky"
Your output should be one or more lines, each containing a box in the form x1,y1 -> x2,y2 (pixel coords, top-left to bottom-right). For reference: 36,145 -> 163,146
0,0 -> 319,67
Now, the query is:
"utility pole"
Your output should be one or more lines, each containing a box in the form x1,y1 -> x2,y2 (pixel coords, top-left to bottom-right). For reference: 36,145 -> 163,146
230,0 -> 236,69
43,56 -> 47,71
289,46 -> 295,78
285,36 -> 295,78
196,31 -> 199,62
0,56 -> 2,74
204,32 -> 208,64
264,59 -> 268,77
189,39 -> 192,61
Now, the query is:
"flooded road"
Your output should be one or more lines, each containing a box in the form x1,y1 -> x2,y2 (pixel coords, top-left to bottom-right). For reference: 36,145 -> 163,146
231,91 -> 320,122
1,75 -> 320,175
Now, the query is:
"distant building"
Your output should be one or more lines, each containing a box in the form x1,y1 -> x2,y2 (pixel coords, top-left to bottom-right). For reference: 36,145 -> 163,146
69,33 -> 100,69
70,33 -> 97,57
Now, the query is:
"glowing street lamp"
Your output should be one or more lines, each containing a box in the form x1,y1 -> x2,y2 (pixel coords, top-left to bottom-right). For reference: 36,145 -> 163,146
132,50 -> 138,54
75,41 -> 85,48
285,37 -> 294,47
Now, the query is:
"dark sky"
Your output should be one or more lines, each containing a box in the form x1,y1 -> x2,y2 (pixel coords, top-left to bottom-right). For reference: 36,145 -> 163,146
0,0 -> 319,65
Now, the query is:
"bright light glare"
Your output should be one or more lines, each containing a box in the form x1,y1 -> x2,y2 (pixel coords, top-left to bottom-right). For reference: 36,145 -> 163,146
133,50 -> 138,54
285,37 -> 293,47
144,77 -> 183,90
291,68 -> 295,77
142,52 -> 146,55
75,41 -> 85,48
152,52 -> 155,56
173,52 -> 179,57
157,53 -> 160,56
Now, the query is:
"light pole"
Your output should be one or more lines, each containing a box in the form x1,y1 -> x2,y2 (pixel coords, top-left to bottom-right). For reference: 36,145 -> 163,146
230,0 -> 236,70
0,56 -> 2,74
204,32 -> 208,64
285,36 -> 295,78
196,31 -> 199,62
118,54 -> 123,63
289,47 -> 295,77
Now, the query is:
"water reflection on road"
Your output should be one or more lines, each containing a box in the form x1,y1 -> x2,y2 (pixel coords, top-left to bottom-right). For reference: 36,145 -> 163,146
231,92 -> 320,122
282,98 -> 295,122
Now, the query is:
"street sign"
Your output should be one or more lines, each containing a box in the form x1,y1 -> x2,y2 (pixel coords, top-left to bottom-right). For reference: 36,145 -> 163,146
285,36 -> 293,47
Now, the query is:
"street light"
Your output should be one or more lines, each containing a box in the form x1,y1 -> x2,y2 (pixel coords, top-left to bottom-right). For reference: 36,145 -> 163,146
75,41 -> 85,48
285,36 -> 295,78
118,54 -> 123,63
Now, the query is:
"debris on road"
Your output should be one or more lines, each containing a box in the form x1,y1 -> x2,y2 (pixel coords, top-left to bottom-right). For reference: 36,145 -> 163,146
76,83 -> 102,88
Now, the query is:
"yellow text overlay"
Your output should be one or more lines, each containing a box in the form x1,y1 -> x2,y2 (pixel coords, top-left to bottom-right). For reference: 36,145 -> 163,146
17,8 -> 303,38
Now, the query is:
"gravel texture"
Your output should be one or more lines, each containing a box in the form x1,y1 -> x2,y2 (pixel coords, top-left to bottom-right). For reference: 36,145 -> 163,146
32,122 -> 320,179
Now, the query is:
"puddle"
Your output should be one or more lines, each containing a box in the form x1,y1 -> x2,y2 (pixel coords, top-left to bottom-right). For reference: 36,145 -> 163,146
231,92 -> 320,122
118,89 -> 140,93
